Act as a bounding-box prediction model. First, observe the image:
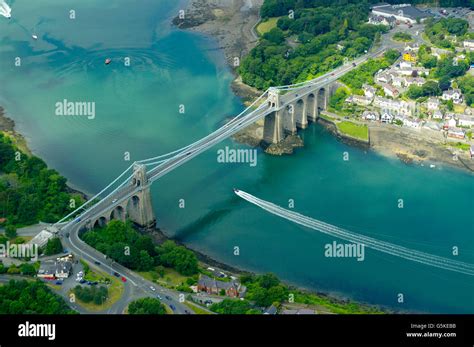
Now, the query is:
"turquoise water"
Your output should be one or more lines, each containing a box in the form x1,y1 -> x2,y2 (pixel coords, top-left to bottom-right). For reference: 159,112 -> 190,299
1,0 -> 473,313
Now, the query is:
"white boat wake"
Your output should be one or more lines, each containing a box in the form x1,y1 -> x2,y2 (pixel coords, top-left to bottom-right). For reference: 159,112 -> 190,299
234,189 -> 474,276
0,0 -> 11,19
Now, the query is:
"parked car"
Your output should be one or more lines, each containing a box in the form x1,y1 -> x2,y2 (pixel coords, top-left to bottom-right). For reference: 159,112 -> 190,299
79,279 -> 86,284
55,280 -> 63,285
121,276 -> 127,282
150,286 -> 156,291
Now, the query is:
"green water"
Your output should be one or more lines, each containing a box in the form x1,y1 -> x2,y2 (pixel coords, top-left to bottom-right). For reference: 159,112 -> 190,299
0,0 -> 473,313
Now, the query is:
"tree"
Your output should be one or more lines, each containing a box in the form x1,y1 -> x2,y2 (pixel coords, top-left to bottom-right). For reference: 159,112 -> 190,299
210,299 -> 254,314
44,237 -> 63,255
263,28 -> 285,45
128,298 -> 166,314
5,225 -> 17,239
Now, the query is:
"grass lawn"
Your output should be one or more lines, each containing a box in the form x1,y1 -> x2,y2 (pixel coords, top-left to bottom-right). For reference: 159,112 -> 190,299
138,267 -> 189,287
185,301 -> 211,315
447,142 -> 471,151
72,264 -> 124,312
337,121 -> 369,141
256,17 -> 279,36
453,104 -> 465,114
319,113 -> 336,122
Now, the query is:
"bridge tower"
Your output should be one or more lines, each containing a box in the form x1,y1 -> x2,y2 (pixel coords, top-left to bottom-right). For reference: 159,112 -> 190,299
263,88 -> 284,144
127,163 -> 156,229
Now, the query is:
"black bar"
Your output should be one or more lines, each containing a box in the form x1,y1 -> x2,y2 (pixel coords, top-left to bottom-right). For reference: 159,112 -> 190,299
0,314 -> 472,346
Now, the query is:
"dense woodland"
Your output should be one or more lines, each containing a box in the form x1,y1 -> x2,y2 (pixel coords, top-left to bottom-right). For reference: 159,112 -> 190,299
128,297 -> 166,314
82,221 -> 199,275
0,133 -> 83,228
0,280 -> 74,314
240,0 -> 473,90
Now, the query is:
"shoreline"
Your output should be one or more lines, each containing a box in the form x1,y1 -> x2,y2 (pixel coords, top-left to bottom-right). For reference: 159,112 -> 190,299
172,0 -> 474,173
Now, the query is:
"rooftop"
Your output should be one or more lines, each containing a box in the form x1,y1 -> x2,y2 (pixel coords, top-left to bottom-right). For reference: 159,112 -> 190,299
372,4 -> 430,20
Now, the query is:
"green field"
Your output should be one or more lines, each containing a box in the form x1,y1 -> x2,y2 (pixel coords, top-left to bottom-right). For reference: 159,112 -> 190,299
337,121 -> 369,141
256,17 -> 279,36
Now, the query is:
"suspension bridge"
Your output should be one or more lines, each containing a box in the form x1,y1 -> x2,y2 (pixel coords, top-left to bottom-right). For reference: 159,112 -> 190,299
55,48 -> 386,233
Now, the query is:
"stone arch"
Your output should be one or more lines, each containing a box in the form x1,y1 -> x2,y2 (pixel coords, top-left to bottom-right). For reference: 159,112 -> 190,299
93,216 -> 107,229
306,93 -> 316,122
317,88 -> 327,113
110,205 -> 125,221
294,98 -> 307,128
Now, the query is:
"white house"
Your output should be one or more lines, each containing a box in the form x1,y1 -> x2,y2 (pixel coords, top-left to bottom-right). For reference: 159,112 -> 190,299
447,127 -> 465,139
442,89 -> 463,104
427,97 -> 440,111
380,111 -> 393,123
374,96 -> 415,116
432,109 -> 443,120
346,95 -> 372,106
463,40 -> 474,51
400,61 -> 412,69
362,110 -> 379,121
363,84 -> 376,99
382,83 -> 400,98
457,114 -> 474,127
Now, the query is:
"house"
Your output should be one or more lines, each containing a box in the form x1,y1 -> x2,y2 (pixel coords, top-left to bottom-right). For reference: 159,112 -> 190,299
447,127 -> 465,139
55,259 -> 73,279
374,96 -> 415,116
37,261 -> 57,280
362,110 -> 379,121
197,275 -> 246,298
403,51 -> 417,63
380,111 -> 393,123
427,97 -> 440,111
371,4 -> 431,24
463,40 -> 474,51
363,84 -> 376,99
444,118 -> 457,129
442,89 -> 463,104
391,77 -> 405,88
432,109 -> 443,120
381,83 -> 400,98
403,117 -> 422,129
345,95 -> 372,106
404,76 -> 425,87
400,61 -> 412,69
375,72 -> 392,84
457,114 -> 474,127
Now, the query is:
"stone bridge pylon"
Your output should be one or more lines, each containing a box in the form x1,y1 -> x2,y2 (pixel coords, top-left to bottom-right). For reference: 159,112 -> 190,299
88,163 -> 156,230
263,82 -> 338,144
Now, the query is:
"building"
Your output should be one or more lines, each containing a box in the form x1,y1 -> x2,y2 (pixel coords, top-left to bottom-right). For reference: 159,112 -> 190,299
37,258 -> 73,280
442,89 -> 463,104
368,14 -> 396,27
345,95 -> 372,106
427,97 -> 440,111
447,127 -> 465,139
197,275 -> 246,298
404,76 -> 425,87
432,110 -> 443,120
457,114 -> 474,127
403,51 -> 417,63
371,4 -> 430,24
28,227 -> 58,249
362,110 -> 379,121
264,305 -> 278,315
363,84 -> 376,99
380,111 -> 394,123
463,40 -> 474,51
374,96 -> 415,116
381,83 -> 400,98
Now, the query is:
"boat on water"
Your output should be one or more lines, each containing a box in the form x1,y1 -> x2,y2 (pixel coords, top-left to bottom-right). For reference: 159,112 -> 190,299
32,34 -> 38,40
105,58 -> 112,65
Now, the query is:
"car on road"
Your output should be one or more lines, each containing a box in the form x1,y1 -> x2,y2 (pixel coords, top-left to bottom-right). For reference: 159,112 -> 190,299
184,310 -> 190,314
112,199 -> 118,203
157,295 -> 162,300
65,232 -> 70,238
165,295 -> 171,300
79,279 -> 86,284
94,261 -> 101,266
121,276 -> 127,282
113,272 -> 120,277
74,217 -> 81,224
55,280 -> 63,285
169,304 -> 176,311
150,286 -> 156,291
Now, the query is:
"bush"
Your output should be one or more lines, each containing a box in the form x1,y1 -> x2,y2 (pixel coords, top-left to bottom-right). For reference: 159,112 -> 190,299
128,298 -> 166,314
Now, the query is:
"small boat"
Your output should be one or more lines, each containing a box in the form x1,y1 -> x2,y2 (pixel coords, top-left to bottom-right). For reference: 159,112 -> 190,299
105,58 -> 112,65
32,34 -> 38,40
430,164 -> 436,168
